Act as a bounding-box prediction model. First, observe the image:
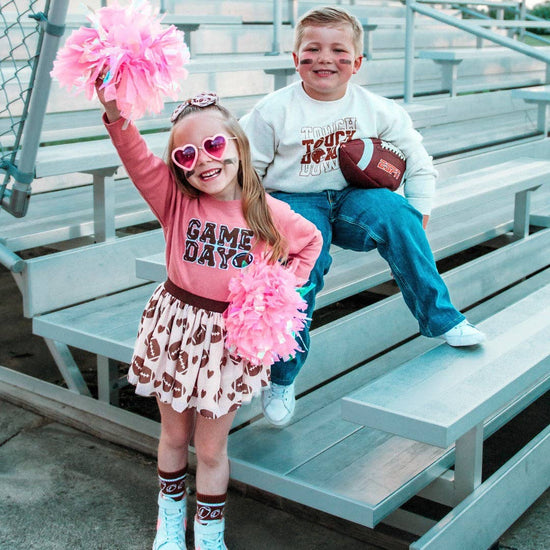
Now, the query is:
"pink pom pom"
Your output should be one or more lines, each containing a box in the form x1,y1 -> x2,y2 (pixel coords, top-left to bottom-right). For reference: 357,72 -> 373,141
51,1 -> 190,121
224,256 -> 309,368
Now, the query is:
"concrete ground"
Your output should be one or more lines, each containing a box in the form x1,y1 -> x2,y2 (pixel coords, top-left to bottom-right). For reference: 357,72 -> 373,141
1,396 -> 549,550
0,398 -> 398,550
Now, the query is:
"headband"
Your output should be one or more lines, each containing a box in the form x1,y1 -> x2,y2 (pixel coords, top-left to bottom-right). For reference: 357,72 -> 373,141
170,91 -> 219,123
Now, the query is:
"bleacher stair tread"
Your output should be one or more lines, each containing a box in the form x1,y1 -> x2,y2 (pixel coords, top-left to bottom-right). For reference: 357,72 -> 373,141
342,284 -> 550,447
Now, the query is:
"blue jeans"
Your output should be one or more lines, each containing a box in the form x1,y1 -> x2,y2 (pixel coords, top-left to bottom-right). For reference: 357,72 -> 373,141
270,188 -> 464,386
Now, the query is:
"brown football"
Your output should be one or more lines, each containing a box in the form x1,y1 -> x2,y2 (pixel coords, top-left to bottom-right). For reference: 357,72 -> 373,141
338,138 -> 406,191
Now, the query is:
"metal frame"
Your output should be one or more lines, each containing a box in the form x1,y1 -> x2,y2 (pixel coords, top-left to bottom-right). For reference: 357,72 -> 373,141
411,425 -> 550,549
404,0 -> 550,102
1,0 -> 70,218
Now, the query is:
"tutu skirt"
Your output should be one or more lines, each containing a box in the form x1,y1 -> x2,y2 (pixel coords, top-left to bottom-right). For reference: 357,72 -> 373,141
128,280 -> 270,418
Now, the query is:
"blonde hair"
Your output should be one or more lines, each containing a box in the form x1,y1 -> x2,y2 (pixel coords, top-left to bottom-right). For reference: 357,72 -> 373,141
294,6 -> 364,57
167,102 -> 288,263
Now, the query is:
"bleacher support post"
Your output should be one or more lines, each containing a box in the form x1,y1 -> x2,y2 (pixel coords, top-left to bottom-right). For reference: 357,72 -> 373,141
268,0 -> 283,55
404,0 -> 416,103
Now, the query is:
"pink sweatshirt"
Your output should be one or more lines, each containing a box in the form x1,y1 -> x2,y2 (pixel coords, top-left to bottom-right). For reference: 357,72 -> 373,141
105,116 -> 323,302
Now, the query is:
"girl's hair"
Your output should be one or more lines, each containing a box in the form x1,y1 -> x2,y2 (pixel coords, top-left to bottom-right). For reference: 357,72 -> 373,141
167,99 -> 288,263
294,6 -> 364,57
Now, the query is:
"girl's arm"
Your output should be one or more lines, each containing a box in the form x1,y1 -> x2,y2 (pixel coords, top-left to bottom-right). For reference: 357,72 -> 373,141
96,81 -> 176,223
268,196 -> 323,284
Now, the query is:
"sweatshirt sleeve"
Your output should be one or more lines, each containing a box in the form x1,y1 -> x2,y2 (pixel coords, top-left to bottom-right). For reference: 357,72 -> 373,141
376,100 -> 437,215
267,196 -> 323,283
103,115 -> 176,224
240,109 -> 276,180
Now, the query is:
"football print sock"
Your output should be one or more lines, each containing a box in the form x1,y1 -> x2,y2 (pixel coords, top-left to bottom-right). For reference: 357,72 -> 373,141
196,492 -> 226,523
158,466 -> 187,501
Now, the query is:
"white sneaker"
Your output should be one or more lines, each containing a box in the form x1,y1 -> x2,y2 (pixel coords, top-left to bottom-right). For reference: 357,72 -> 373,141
194,518 -> 227,550
261,382 -> 295,427
153,492 -> 186,550
442,319 -> 486,347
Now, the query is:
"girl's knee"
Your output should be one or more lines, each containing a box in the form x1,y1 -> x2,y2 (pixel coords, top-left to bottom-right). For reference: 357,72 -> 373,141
160,428 -> 191,453
195,441 -> 228,470
160,418 -> 193,451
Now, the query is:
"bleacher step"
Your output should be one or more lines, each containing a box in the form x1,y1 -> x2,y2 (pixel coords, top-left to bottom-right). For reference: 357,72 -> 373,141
342,285 -> 550,447
227,268 -> 550,529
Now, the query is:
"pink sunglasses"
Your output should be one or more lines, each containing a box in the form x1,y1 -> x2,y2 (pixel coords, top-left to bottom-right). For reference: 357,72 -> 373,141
171,134 -> 237,171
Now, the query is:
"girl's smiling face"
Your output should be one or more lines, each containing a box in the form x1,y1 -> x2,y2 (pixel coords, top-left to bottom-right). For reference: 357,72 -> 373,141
172,112 -> 241,201
293,24 -> 362,101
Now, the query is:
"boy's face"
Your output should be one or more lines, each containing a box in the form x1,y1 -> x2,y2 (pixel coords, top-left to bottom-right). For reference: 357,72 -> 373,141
293,24 -> 362,101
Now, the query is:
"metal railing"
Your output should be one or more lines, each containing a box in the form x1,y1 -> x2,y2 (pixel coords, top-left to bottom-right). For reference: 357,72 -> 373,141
457,4 -> 550,46
404,0 -> 550,102
0,0 -> 69,219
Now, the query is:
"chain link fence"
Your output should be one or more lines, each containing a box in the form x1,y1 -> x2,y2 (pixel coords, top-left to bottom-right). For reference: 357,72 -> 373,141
1,0 -> 49,211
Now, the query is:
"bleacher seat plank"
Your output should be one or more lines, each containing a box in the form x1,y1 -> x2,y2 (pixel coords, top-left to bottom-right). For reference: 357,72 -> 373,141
230,404 -> 450,528
33,283 -> 157,363
342,283 -> 550,447
0,180 -> 152,251
133,198 -> 518,310
422,110 -> 542,156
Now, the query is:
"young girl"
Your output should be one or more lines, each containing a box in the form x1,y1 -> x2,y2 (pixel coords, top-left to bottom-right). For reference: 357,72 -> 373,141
97,88 -> 322,550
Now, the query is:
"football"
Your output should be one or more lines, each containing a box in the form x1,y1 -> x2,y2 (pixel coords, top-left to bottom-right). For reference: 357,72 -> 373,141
338,138 -> 406,191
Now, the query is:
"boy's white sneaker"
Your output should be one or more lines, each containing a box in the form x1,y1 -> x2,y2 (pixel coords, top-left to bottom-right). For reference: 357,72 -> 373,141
153,492 -> 186,550
442,320 -> 486,347
194,518 -> 227,550
261,382 -> 295,427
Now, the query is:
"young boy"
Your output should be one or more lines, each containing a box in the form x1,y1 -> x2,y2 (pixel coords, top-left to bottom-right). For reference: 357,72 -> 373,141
240,6 -> 485,427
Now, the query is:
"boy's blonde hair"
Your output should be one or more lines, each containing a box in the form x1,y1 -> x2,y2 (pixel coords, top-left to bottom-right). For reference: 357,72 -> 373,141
294,6 -> 364,57
167,101 -> 288,263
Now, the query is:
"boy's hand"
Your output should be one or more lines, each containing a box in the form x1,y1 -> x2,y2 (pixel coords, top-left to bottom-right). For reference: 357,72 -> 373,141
422,215 -> 429,229
95,78 -> 121,123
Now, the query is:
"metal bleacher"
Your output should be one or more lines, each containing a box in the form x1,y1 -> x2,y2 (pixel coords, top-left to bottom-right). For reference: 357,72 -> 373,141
1,1 -> 549,548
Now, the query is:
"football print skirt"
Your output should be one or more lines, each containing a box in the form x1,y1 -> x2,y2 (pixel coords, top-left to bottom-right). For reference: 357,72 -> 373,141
128,279 -> 270,418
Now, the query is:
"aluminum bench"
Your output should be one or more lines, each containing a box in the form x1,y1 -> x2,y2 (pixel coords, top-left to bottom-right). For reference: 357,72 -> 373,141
417,47 -> 550,97
27,156 -> 550,406
341,279 -> 550,548
512,85 -> 550,137
0,95 -> 442,252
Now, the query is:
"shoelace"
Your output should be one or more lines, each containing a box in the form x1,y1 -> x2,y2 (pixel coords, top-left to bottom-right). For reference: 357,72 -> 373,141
198,530 -> 225,550
271,384 -> 291,400
453,321 -> 476,334
162,508 -> 185,545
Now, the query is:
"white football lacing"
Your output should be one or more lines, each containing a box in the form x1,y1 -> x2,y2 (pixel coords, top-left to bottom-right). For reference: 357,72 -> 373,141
380,140 -> 406,160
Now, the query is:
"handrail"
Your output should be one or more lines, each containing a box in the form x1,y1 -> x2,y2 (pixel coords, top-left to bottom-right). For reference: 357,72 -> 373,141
404,0 -> 550,102
458,5 -> 550,45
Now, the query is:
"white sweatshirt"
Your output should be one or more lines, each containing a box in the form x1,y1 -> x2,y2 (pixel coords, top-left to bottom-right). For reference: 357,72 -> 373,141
240,81 -> 437,215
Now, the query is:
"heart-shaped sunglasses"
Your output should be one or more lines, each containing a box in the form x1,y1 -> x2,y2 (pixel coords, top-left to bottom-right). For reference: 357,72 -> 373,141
171,134 -> 237,171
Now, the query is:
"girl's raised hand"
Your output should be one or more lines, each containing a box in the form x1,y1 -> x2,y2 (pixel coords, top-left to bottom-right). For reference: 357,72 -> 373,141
95,77 -> 122,123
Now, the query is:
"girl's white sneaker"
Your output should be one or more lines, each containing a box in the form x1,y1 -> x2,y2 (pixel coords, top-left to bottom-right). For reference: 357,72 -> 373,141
153,492 -> 186,550
194,517 -> 227,550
